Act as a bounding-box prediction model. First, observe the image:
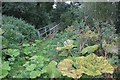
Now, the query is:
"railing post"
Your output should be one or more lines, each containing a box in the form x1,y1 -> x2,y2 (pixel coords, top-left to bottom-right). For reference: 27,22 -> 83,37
44,27 -> 47,39
37,31 -> 40,39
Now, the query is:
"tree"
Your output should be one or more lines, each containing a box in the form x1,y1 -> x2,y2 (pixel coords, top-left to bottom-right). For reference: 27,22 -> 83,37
2,2 -> 53,29
115,2 -> 120,34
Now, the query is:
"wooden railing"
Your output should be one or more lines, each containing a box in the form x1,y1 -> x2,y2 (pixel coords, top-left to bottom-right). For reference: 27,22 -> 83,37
37,22 -> 60,39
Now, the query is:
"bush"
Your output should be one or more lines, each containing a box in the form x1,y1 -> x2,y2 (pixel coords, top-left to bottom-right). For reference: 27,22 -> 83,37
2,15 -> 38,45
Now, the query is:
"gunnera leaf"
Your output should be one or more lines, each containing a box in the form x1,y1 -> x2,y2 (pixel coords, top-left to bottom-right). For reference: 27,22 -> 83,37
26,64 -> 36,71
30,70 -> 41,78
43,61 -> 61,78
0,62 -> 11,78
76,53 -> 114,76
7,49 -> 20,57
81,45 -> 99,55
57,59 -> 83,78
58,54 -> 114,78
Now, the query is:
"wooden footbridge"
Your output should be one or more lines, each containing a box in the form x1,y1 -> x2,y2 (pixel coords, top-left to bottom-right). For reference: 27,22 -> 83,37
37,22 -> 60,39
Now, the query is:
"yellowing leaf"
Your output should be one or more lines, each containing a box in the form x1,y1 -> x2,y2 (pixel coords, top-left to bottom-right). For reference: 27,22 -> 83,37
56,47 -> 64,51
58,59 -> 83,79
81,45 -> 99,55
64,44 -> 75,50
81,30 -> 98,39
58,54 -> 114,78
64,39 -> 74,46
76,54 -> 114,76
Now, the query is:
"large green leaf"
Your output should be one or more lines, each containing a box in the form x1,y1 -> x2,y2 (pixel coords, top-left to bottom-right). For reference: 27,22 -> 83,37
30,70 -> 41,78
0,62 -> 11,78
23,47 -> 32,55
26,64 -> 36,71
1,70 -> 8,78
43,61 -> 61,78
0,28 -> 4,35
7,49 -> 20,57
2,62 -> 11,70
22,43 -> 30,47
81,45 -> 99,55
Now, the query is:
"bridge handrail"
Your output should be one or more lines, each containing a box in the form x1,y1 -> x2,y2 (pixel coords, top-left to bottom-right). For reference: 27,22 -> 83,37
37,22 -> 60,39
38,22 -> 56,31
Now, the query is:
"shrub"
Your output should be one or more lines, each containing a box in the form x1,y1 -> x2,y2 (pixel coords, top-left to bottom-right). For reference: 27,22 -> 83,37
2,15 -> 38,45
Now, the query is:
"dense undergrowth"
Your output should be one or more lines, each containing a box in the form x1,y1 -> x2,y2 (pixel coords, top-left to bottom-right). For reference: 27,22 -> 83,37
1,16 -> 119,79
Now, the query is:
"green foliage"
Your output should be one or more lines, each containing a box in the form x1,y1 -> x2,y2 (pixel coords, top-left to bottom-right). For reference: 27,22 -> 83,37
30,70 -> 41,78
52,2 -> 71,22
102,40 -> 118,54
42,61 -> 61,78
2,2 -> 53,28
1,3 -> 119,79
26,64 -> 36,71
0,62 -> 11,78
80,2 -> 117,21
2,15 -> 38,44
2,18 -> 118,79
0,28 -> 3,50
108,56 -> 120,66
7,49 -> 20,57
0,28 -> 4,35
20,55 -> 50,78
